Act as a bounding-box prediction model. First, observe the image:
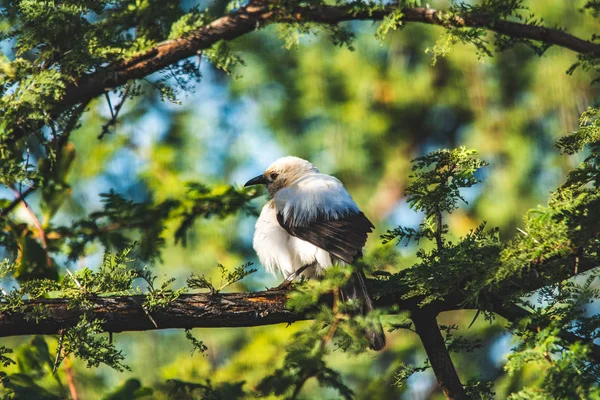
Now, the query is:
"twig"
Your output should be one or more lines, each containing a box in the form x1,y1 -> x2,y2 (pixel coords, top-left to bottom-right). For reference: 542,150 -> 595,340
63,349 -> 80,400
467,309 -> 481,329
104,92 -> 115,120
10,187 -> 52,268
435,210 -> 443,251
99,85 -> 131,139
290,372 -> 312,400
293,288 -> 343,399
0,186 -> 36,218
130,296 -> 159,329
65,268 -> 83,289
20,148 -> 30,195
517,227 -> 539,244
323,288 -> 341,345
53,331 -> 65,374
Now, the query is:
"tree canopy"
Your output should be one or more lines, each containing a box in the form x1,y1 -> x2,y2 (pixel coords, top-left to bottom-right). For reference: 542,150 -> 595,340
1,0 -> 600,399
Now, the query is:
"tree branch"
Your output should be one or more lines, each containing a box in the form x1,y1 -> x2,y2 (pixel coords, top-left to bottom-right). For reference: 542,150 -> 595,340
54,3 -> 600,116
0,186 -> 36,218
1,252 -> 599,373
412,311 -> 468,400
0,290 -> 302,337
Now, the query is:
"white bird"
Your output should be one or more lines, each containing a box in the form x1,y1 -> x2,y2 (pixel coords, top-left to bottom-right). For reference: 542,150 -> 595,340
244,156 -> 386,350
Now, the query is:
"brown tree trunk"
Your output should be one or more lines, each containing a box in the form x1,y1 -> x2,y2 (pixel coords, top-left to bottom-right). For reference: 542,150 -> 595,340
412,312 -> 469,400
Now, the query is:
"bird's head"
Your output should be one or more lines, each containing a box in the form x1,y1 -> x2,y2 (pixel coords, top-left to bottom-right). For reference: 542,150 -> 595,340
244,156 -> 319,197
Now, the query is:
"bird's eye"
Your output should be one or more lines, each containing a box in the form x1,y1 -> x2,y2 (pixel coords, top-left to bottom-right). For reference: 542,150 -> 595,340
270,172 -> 279,180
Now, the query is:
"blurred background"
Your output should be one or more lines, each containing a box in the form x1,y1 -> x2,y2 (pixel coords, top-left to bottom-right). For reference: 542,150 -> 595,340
2,0 -> 600,398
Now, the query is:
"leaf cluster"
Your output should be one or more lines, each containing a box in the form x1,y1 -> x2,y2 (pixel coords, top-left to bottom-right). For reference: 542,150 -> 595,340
187,261 -> 256,294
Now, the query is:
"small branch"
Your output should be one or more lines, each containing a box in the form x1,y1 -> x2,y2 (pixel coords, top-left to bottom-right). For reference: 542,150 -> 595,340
322,287 -> 342,345
63,352 -> 79,400
65,268 -> 83,289
435,210 -> 443,251
292,288 -> 343,400
412,311 -> 468,400
99,85 -> 131,139
10,187 -> 52,268
52,331 -> 65,375
0,186 -> 36,218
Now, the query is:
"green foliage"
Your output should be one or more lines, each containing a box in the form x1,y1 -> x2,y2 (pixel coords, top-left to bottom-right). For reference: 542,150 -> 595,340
375,9 -> 404,42
56,183 -> 257,262
203,41 -> 245,77
382,148 -> 487,245
427,28 -> 491,64
174,183 -> 258,246
464,379 -> 495,400
556,107 -> 600,156
442,324 -> 483,353
0,345 -> 15,368
392,361 -> 430,387
167,378 -> 246,400
1,373 -> 61,400
61,316 -> 128,372
406,147 -> 487,216
380,148 -> 497,305
265,265 -> 390,396
184,329 -> 208,355
102,378 -> 153,400
257,327 -> 354,400
187,262 -> 256,294
15,336 -> 53,379
503,272 -> 600,399
1,244 -> 235,377
2,0 -> 600,398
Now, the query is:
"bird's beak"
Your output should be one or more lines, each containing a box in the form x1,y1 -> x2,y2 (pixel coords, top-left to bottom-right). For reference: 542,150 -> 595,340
244,174 -> 267,187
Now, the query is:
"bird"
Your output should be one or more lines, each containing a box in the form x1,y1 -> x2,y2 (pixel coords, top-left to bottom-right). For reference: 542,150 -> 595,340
244,156 -> 386,350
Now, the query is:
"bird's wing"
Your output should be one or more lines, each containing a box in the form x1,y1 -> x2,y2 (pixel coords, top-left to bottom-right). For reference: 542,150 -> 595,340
274,173 -> 374,263
277,211 -> 374,264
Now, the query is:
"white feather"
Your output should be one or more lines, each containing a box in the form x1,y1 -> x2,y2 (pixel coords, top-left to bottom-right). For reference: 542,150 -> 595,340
274,173 -> 359,226
253,200 -> 331,278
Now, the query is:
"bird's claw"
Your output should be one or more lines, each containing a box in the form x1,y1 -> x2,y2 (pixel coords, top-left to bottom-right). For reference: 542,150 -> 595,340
267,280 -> 293,291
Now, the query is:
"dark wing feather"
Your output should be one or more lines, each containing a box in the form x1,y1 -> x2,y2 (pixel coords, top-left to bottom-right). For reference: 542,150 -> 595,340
277,212 -> 375,264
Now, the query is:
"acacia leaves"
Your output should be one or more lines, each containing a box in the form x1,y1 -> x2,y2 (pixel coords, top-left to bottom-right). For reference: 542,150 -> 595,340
382,147 -> 488,248
406,147 -> 487,215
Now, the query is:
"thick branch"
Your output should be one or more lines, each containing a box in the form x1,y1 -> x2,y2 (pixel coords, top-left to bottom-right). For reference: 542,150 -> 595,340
55,3 -> 600,114
412,311 -> 468,400
0,290 -> 298,337
1,253 -> 599,366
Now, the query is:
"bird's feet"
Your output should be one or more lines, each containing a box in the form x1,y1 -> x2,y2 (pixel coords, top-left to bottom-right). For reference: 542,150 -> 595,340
266,279 -> 294,291
265,264 -> 312,291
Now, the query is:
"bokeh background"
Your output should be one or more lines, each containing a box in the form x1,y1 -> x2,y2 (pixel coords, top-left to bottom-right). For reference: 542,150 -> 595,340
2,0 -> 600,398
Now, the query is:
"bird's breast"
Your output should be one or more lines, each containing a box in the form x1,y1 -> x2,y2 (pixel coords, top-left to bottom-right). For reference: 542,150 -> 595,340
253,201 -> 331,277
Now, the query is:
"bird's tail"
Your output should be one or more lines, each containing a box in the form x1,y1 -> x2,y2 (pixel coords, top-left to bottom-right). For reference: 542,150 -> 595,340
339,271 -> 386,351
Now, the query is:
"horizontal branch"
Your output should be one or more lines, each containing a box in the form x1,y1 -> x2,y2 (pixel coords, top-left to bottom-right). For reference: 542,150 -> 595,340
0,290 -> 299,337
1,253 -> 598,341
0,286 -> 421,337
55,2 -> 600,114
